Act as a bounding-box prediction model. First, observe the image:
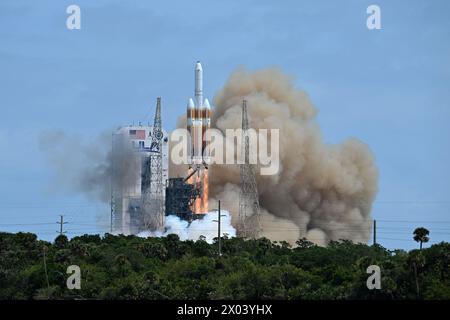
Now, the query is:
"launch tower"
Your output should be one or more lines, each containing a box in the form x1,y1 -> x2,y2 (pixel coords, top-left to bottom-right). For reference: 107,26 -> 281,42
142,97 -> 166,231
238,100 -> 262,238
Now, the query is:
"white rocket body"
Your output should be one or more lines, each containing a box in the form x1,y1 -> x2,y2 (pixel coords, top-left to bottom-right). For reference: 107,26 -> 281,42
195,62 -> 203,108
187,61 -> 211,168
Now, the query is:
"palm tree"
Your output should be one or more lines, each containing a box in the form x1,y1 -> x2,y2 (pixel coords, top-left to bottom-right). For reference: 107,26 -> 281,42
413,227 -> 430,250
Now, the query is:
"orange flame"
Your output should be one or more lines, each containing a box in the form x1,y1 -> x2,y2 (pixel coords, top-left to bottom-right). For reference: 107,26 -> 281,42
194,174 -> 201,214
187,168 -> 209,214
202,170 -> 209,213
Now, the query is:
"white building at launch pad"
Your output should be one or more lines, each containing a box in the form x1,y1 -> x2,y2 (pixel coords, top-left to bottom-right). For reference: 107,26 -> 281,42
112,124 -> 169,235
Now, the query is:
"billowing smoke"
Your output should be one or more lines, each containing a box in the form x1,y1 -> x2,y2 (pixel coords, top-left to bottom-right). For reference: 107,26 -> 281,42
39,130 -> 236,241
138,210 -> 236,243
41,67 -> 378,246
39,130 -> 140,204
173,67 -> 378,246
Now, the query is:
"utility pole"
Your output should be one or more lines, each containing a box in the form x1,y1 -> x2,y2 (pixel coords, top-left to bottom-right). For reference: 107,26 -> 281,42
110,189 -> 114,233
213,200 -> 226,256
373,219 -> 377,245
413,262 -> 420,299
110,132 -> 115,233
43,245 -> 50,294
217,201 -> 222,256
57,215 -> 67,236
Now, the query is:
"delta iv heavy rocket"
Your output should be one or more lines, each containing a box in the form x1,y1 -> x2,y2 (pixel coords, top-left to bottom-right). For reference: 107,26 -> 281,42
187,61 -> 211,167
186,61 -> 210,214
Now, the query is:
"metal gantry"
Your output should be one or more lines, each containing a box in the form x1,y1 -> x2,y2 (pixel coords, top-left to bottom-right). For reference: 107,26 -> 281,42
142,97 -> 165,231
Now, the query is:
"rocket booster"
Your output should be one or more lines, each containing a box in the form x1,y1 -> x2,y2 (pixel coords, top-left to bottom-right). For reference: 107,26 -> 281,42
202,98 -> 211,161
187,61 -> 211,167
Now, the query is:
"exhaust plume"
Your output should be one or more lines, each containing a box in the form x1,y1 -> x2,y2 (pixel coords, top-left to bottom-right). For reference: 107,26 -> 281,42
138,210 -> 236,243
173,67 -> 378,245
39,130 -> 140,204
40,130 -> 235,241
41,67 -> 378,246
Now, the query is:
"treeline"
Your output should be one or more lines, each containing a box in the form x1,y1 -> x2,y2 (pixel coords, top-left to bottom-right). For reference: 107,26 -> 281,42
0,232 -> 449,300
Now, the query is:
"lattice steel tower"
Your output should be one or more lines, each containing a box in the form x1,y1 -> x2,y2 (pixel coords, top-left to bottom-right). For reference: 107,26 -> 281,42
142,97 -> 165,231
238,100 -> 262,238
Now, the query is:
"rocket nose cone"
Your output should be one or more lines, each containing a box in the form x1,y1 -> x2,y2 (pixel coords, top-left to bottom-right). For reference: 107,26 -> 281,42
204,98 -> 211,109
195,61 -> 203,71
187,98 -> 195,108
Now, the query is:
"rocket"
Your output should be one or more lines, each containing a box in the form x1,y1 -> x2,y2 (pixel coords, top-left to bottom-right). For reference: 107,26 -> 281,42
186,61 -> 211,215
187,61 -> 211,168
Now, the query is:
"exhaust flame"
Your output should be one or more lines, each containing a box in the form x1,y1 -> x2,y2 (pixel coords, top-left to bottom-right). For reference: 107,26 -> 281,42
190,170 -> 209,214
202,170 -> 209,213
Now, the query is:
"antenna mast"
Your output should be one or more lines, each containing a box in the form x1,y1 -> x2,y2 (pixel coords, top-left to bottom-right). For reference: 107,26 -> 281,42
238,100 -> 262,238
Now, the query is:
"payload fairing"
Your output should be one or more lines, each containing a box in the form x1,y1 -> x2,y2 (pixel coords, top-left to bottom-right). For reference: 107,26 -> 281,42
186,61 -> 211,214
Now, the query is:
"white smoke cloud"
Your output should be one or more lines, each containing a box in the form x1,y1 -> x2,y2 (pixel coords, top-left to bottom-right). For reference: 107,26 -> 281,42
137,211 -> 236,243
38,130 -> 140,203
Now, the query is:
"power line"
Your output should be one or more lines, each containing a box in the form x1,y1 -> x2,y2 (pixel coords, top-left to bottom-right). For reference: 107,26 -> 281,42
376,219 -> 450,223
0,222 -> 56,226
0,204 -> 103,209
2,223 -> 450,233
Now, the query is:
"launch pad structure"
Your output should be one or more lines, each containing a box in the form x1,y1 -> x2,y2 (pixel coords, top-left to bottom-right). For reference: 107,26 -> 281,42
165,177 -> 201,222
111,62 -> 210,234
141,97 -> 166,231
111,98 -> 169,235
111,62 -> 262,238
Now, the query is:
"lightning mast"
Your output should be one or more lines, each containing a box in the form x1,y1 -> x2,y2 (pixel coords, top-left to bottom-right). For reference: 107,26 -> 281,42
238,100 -> 262,238
142,97 -> 165,231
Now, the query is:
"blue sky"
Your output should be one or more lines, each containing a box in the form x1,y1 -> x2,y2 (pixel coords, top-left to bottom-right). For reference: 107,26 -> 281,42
0,0 -> 449,249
